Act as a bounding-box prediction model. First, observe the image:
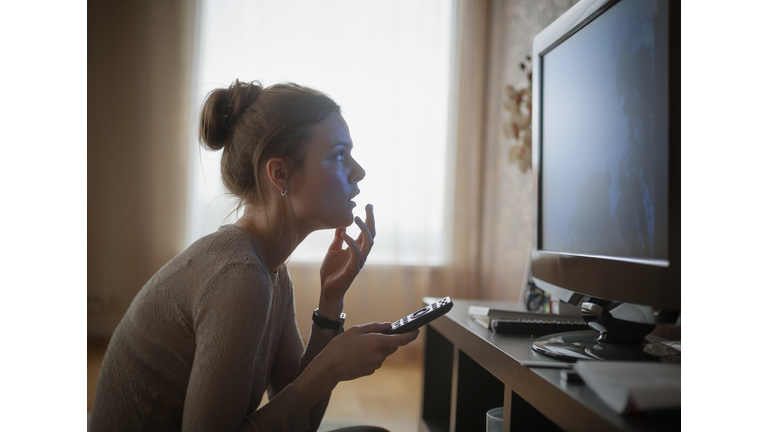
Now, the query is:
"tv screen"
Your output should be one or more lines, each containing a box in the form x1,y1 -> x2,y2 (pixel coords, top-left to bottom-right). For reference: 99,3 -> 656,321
540,0 -> 669,264
530,0 -> 679,312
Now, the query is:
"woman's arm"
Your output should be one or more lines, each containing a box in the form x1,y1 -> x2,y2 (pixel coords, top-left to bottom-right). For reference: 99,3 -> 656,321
260,205 -> 420,427
315,205 -> 376,332
268,279 -> 334,431
270,204 -> 419,426
292,323 -> 419,408
252,322 -> 418,432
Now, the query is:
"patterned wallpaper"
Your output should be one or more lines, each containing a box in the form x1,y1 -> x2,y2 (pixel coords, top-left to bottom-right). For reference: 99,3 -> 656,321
479,0 -> 579,301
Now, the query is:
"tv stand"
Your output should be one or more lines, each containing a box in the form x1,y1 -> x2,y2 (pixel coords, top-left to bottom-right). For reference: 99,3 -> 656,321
419,298 -> 679,432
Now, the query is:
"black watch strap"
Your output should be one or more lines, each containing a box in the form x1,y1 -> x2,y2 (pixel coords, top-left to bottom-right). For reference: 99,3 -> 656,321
312,309 -> 345,332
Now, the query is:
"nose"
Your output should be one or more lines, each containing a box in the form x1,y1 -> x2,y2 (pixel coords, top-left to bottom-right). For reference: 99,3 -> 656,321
351,157 -> 365,183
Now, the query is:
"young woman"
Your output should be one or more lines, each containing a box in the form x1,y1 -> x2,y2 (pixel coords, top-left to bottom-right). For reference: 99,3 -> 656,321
89,80 -> 419,432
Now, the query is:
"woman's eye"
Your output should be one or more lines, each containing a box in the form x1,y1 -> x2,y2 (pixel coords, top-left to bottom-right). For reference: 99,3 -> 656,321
335,151 -> 345,160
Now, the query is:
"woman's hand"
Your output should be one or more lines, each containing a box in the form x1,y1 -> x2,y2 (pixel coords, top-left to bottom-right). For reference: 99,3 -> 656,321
323,323 -> 418,381
293,322 -> 419,408
318,204 -> 375,318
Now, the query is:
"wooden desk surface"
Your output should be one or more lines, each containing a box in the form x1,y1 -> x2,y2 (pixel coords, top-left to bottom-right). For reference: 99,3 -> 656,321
424,298 -> 679,432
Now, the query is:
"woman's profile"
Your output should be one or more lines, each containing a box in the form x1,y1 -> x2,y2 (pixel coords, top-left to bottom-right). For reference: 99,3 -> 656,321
89,80 -> 419,431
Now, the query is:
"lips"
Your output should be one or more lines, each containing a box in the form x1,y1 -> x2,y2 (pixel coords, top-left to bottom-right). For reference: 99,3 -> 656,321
348,189 -> 360,206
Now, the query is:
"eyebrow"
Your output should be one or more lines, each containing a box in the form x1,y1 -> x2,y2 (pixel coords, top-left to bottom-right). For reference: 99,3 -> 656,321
332,141 -> 353,149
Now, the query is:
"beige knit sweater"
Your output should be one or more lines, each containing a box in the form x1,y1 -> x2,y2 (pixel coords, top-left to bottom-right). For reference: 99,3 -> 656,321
89,225 -> 332,431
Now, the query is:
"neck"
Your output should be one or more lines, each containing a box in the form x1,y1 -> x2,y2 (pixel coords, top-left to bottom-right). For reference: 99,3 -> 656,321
234,200 -> 307,272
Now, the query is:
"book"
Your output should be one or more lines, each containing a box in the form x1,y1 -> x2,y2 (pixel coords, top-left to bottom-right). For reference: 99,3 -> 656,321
468,305 -> 585,328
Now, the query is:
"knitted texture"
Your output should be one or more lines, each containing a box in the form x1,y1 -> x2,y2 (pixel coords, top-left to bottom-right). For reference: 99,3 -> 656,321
90,225 -> 323,431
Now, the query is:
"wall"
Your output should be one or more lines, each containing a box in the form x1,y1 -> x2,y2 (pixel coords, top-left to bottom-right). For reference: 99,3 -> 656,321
478,0 -> 578,302
88,0 -> 197,339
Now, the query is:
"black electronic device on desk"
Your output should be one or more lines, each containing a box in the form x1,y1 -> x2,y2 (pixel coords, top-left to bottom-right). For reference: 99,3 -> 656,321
527,0 -> 680,362
491,317 -> 589,335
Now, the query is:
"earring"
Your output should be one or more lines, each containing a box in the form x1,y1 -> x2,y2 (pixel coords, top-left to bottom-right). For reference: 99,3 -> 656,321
281,189 -> 288,196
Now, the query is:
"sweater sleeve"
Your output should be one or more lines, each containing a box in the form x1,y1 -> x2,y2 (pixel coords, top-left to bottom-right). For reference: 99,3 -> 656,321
266,322 -> 333,432
183,262 -> 331,432
182,263 -> 275,432
263,271 -> 334,432
242,384 -> 312,431
301,325 -> 335,430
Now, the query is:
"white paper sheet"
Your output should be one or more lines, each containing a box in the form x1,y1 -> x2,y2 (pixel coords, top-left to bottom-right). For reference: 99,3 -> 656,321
574,361 -> 681,414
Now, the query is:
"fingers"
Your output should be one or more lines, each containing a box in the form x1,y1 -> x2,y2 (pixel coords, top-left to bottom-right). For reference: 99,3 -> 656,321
353,205 -> 374,239
340,231 -> 361,261
329,206 -> 374,255
327,228 -> 346,251
353,218 -> 372,259
365,204 -> 376,238
326,324 -> 419,382
352,323 -> 420,347
355,205 -> 376,243
353,205 -> 375,265
354,322 -> 393,334
383,328 -> 420,347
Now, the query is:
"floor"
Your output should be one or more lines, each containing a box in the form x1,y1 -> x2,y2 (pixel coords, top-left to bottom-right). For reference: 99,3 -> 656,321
88,347 -> 423,432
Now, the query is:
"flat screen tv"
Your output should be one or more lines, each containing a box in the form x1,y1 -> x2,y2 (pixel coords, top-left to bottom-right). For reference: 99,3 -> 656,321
529,0 -> 679,361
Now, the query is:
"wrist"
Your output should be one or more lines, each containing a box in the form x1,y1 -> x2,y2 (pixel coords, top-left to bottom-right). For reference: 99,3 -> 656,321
312,309 -> 345,336
317,295 -> 344,321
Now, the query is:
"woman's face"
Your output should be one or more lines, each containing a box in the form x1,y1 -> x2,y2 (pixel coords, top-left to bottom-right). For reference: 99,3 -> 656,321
290,112 -> 365,232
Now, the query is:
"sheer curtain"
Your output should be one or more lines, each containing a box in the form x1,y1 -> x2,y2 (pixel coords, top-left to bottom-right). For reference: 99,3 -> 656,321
187,0 -> 486,361
187,0 -> 453,265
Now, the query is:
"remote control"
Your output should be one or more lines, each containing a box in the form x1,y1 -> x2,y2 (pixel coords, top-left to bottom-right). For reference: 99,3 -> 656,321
383,297 -> 453,334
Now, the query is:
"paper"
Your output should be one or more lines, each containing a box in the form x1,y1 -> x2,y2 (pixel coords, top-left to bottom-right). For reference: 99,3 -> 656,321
574,361 -> 681,414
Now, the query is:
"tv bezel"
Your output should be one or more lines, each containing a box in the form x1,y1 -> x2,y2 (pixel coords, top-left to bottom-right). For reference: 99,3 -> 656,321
530,0 -> 680,312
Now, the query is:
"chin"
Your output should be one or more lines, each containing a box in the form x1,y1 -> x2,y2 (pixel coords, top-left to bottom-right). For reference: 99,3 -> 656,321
339,213 -> 355,228
319,212 -> 354,230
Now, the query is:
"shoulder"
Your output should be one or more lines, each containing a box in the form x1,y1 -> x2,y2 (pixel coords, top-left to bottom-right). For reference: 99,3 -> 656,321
192,260 -> 275,336
201,263 -> 274,307
192,225 -> 263,263
188,226 -> 275,304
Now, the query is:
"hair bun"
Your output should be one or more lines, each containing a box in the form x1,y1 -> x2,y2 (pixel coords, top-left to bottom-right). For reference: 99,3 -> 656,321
199,79 -> 262,151
224,79 -> 262,124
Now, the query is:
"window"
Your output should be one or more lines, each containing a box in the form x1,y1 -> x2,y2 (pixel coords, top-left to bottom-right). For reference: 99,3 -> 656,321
187,0 -> 456,265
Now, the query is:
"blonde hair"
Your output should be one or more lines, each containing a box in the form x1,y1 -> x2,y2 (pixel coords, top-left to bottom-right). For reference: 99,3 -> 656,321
199,80 -> 340,208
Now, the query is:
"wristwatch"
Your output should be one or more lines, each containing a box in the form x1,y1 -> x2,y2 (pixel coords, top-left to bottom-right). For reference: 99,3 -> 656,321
312,308 -> 346,333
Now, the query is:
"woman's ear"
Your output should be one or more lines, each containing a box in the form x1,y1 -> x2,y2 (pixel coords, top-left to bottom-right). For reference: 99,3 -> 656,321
265,158 -> 289,194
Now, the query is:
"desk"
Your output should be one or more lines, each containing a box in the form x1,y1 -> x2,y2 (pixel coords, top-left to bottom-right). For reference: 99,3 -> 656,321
419,298 -> 679,432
